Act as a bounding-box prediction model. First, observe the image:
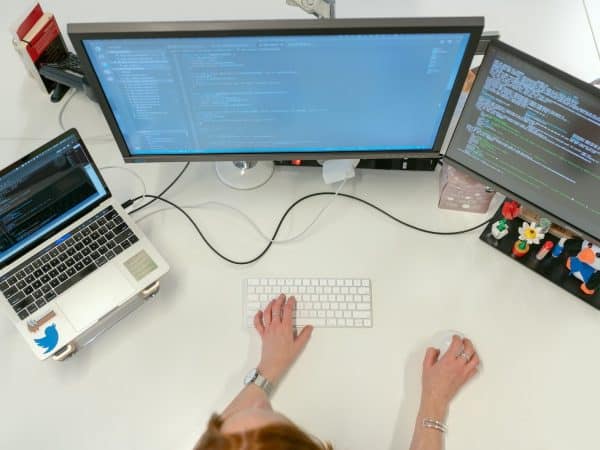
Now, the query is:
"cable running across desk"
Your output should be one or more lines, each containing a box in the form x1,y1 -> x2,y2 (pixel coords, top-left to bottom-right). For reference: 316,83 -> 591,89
125,193 -> 492,265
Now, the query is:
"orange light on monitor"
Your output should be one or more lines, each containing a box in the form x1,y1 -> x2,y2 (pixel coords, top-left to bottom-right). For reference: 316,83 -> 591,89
291,160 -> 302,166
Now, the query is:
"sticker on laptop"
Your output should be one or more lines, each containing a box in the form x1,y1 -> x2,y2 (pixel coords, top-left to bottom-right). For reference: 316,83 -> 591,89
34,323 -> 59,354
124,250 -> 158,281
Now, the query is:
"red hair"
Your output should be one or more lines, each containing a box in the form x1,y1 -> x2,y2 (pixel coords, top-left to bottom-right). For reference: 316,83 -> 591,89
194,414 -> 333,450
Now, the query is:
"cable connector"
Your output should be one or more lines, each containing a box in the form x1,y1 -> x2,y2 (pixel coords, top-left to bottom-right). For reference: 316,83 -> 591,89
121,199 -> 135,210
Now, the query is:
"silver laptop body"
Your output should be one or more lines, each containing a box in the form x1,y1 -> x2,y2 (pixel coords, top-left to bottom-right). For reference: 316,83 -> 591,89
0,129 -> 169,360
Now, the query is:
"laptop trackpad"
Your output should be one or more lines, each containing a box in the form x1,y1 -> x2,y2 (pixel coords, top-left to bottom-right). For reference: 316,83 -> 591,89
58,265 -> 135,331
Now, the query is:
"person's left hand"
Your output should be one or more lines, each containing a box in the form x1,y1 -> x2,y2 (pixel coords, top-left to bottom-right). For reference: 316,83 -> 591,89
254,294 -> 313,384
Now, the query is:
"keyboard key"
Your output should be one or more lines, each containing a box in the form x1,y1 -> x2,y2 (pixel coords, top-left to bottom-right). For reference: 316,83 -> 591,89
105,250 -> 116,260
59,273 -> 69,282
74,262 -> 85,271
113,245 -> 123,255
44,291 -> 56,302
3,286 -> 18,298
23,286 -> 34,295
66,268 -> 76,277
49,249 -> 59,258
129,235 -> 139,245
121,241 -> 131,250
8,291 -> 25,306
32,290 -> 43,299
24,265 -> 34,275
55,264 -> 97,296
25,274 -> 35,284
41,254 -> 51,263
15,295 -> 35,311
16,280 -> 26,290
32,260 -> 42,269
18,310 -> 29,320
49,269 -> 59,278
35,298 -> 47,308
96,256 -> 108,266
115,231 -> 132,244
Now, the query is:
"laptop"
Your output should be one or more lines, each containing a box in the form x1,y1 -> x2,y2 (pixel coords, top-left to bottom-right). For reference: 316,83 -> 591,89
0,129 -> 169,360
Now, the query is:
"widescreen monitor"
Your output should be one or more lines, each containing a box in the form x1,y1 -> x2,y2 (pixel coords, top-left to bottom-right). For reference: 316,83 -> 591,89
445,40 -> 600,243
68,18 -> 483,163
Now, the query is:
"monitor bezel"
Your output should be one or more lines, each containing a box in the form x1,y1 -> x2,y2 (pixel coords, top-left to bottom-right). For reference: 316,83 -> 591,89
444,39 -> 600,245
68,17 -> 483,163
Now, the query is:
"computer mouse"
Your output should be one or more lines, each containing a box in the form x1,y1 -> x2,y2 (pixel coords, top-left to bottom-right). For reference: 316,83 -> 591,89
428,330 -> 482,371
428,330 -> 465,357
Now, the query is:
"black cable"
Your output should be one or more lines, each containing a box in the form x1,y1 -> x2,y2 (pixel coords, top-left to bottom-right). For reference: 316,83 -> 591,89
128,192 -> 492,265
128,162 -> 190,214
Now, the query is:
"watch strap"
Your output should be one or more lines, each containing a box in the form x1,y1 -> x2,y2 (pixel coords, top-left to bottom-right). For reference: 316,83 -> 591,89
248,369 -> 274,395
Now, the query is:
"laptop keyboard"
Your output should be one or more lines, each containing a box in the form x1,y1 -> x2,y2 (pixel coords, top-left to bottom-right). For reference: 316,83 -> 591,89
0,206 -> 139,321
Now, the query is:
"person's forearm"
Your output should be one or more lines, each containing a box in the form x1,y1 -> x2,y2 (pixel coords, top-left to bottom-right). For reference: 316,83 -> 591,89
409,399 -> 448,450
221,384 -> 270,418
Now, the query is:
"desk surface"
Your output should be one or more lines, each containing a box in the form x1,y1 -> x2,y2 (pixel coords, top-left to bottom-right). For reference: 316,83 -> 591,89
1,1 -> 599,449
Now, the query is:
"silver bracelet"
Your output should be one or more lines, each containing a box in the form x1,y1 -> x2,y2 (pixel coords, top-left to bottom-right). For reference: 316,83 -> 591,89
423,418 -> 448,433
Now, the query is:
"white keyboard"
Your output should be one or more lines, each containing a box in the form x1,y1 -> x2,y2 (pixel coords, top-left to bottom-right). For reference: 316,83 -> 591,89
244,278 -> 372,328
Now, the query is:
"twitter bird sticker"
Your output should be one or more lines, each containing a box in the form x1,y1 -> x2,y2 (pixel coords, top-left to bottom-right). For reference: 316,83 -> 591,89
34,324 -> 59,354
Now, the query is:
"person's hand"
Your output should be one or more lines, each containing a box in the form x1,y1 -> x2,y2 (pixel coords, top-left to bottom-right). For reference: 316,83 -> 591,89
419,335 -> 480,417
253,294 -> 313,384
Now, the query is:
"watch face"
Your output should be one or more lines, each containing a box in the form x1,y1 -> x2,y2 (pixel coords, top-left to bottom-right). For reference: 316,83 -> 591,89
244,368 -> 258,385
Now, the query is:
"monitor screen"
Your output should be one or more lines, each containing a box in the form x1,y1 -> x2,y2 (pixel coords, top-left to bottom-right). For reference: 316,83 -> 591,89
0,130 -> 109,267
69,18 -> 483,162
445,41 -> 600,242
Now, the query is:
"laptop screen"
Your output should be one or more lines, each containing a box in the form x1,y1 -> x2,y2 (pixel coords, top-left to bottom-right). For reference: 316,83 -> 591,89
0,130 -> 109,267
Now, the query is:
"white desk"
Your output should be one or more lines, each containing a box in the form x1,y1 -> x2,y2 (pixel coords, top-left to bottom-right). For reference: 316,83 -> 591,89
1,1 -> 599,449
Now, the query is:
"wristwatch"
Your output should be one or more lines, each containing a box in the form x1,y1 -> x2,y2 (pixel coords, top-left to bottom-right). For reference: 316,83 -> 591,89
244,368 -> 274,396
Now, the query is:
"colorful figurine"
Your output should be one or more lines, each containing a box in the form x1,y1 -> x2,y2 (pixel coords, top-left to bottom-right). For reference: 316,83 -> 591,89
501,200 -> 521,220
518,221 -> 545,245
566,240 -> 600,295
536,241 -> 554,260
552,237 -> 568,258
490,218 -> 509,240
512,240 -> 530,258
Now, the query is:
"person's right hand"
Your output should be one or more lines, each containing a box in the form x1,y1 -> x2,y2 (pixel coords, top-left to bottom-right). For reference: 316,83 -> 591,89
420,335 -> 480,416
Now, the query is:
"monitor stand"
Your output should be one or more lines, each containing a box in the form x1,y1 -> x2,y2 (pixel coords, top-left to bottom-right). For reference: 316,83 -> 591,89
215,161 -> 274,190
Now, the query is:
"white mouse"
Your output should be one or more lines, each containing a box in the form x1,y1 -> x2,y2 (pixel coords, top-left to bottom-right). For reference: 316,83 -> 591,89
429,330 -> 465,356
428,330 -> 482,371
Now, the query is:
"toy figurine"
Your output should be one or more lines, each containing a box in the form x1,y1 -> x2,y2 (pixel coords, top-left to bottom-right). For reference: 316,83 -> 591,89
512,240 -> 530,258
501,200 -> 521,220
535,241 -> 554,260
518,221 -> 545,245
566,240 -> 600,295
490,218 -> 509,240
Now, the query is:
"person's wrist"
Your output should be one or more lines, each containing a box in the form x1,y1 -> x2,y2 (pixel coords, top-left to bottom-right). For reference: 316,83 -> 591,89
419,394 -> 449,420
256,363 -> 282,384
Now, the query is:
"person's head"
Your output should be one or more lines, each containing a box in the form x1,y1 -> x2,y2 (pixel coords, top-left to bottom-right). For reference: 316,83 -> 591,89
194,413 -> 333,450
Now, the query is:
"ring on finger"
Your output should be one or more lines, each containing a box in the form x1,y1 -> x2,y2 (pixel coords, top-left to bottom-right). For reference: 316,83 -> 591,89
456,350 -> 472,362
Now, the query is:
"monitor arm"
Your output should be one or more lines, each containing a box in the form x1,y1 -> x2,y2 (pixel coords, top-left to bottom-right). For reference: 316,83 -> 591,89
286,0 -> 335,19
